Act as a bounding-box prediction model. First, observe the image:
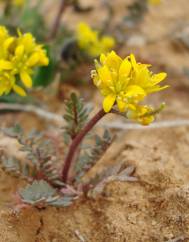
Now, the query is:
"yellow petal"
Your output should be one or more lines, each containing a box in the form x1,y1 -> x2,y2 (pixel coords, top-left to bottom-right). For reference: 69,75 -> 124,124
145,85 -> 169,93
0,60 -> 13,70
119,58 -> 132,77
130,54 -> 138,70
3,37 -> 15,51
127,104 -> 137,111
27,53 -> 39,66
77,22 -> 91,34
22,34 -> 35,52
140,116 -> 154,125
103,94 -> 116,112
98,65 -> 112,83
76,22 -> 98,51
0,26 -> 9,39
38,54 -> 49,66
148,0 -> 161,5
13,85 -> 26,96
13,0 -> 24,7
106,51 -> 122,70
100,53 -> 107,65
100,87 -> 112,96
134,67 -> 150,86
101,36 -> 115,49
126,85 -> 146,100
117,99 -> 127,112
20,71 -> 32,88
15,45 -> 24,57
151,72 -> 167,85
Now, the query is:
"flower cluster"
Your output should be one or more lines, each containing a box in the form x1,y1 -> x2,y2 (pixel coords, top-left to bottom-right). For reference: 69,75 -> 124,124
0,26 -> 49,96
76,22 -> 115,57
91,51 -> 168,125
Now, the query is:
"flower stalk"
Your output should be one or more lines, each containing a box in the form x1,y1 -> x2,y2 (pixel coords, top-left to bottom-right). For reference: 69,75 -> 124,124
62,108 -> 106,182
49,0 -> 67,39
62,50 -> 169,183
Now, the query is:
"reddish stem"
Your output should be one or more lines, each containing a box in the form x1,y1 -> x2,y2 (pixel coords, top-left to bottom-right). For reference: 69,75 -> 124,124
62,109 -> 106,182
49,0 -> 67,39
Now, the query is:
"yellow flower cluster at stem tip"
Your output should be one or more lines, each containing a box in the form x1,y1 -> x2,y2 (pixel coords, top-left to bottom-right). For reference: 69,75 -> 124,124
0,26 -> 49,96
76,22 -> 115,57
91,51 -> 168,125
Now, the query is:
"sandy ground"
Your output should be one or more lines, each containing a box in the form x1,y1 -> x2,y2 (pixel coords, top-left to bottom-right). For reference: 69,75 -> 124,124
0,0 -> 189,241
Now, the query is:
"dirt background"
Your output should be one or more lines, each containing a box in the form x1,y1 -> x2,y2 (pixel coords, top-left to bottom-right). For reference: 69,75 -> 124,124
1,0 -> 189,241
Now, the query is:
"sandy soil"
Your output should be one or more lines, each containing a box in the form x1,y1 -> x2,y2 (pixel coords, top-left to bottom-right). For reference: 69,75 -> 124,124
0,0 -> 189,241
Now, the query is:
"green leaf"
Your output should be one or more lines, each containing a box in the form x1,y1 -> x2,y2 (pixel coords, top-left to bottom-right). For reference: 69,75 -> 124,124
3,124 -> 23,138
19,180 -> 74,207
0,93 -> 35,104
74,130 -> 112,182
19,2 -> 46,41
2,127 -> 64,187
63,93 -> 91,140
1,157 -> 21,174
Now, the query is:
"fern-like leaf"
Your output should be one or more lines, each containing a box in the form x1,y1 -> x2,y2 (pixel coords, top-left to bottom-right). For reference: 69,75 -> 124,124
2,126 -> 64,187
74,130 -> 113,182
88,164 -> 137,198
19,180 -> 74,207
1,156 -> 33,179
63,93 -> 91,141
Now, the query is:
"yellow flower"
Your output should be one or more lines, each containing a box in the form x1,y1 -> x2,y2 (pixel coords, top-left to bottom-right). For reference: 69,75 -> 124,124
76,22 -> 115,57
0,26 -> 10,52
12,32 -> 49,88
148,0 -> 161,5
91,51 -> 168,124
127,105 -> 155,125
0,26 -> 49,96
12,0 -> 24,6
0,0 -> 25,7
